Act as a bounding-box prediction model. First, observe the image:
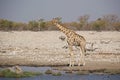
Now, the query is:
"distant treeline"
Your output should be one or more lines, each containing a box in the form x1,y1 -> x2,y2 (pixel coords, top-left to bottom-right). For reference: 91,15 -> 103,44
0,14 -> 120,31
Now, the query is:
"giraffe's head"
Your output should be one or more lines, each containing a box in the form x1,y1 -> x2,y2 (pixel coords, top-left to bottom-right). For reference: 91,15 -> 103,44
51,18 -> 58,24
51,17 -> 62,24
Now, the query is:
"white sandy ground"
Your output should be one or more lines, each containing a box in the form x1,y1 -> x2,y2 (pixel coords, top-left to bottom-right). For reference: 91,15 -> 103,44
0,31 -> 120,67
0,31 -> 120,53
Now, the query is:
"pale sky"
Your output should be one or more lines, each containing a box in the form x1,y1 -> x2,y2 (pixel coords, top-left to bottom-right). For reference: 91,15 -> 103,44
0,0 -> 120,22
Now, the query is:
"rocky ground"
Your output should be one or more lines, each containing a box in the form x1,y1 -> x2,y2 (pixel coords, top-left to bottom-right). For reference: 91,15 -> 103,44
0,31 -> 120,70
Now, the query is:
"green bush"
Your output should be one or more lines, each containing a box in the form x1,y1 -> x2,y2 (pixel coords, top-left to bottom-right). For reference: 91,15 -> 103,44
52,72 -> 62,76
45,69 -> 53,74
0,69 -> 42,78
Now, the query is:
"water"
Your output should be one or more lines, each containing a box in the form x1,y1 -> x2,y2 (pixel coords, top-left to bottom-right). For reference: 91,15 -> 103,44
0,66 -> 120,80
0,74 -> 120,80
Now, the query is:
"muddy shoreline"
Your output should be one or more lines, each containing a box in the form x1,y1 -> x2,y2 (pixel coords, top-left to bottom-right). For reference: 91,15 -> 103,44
0,53 -> 120,71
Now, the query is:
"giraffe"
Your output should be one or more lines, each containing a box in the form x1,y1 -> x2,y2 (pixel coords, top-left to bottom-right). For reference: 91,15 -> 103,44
51,18 -> 86,67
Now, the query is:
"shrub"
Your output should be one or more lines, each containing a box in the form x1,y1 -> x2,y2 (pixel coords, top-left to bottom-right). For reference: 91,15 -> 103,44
45,69 -> 53,74
52,72 -> 62,76
0,69 -> 42,78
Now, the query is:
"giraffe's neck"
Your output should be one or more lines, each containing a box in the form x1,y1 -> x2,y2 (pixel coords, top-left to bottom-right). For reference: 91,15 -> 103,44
54,23 -> 72,36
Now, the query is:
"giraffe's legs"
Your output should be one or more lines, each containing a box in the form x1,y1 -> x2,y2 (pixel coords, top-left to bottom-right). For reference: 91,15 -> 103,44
68,45 -> 74,67
78,45 -> 85,66
81,46 -> 85,66
78,47 -> 82,66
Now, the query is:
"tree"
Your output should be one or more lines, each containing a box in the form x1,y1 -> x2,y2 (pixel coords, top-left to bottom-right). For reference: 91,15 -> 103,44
0,19 -> 13,31
28,20 -> 38,31
38,19 -> 43,31
102,14 -> 119,30
38,19 -> 47,31
78,15 -> 90,30
113,22 -> 120,31
70,22 -> 79,30
91,18 -> 106,31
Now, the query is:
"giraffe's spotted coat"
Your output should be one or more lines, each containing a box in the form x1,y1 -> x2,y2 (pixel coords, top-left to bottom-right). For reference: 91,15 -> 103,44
52,18 -> 86,67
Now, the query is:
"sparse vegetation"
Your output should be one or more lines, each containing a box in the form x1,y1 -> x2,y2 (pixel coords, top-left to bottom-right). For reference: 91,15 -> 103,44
88,69 -> 106,73
0,69 -> 42,78
45,69 -> 53,74
52,72 -> 62,76
0,14 -> 120,31
45,69 -> 62,76
104,69 -> 120,75
77,69 -> 120,75
77,70 -> 89,75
